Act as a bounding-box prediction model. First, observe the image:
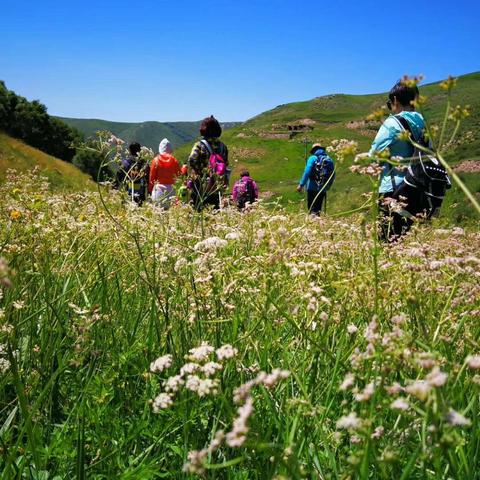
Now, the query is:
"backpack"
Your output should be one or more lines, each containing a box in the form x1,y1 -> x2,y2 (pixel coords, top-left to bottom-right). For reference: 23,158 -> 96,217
310,154 -> 335,191
234,177 -> 256,208
201,140 -> 226,176
394,115 -> 451,211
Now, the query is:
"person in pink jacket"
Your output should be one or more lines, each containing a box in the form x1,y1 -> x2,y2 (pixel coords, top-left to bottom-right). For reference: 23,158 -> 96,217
232,170 -> 258,209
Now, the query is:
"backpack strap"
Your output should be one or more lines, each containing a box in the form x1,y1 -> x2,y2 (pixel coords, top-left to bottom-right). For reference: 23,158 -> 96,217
201,139 -> 214,156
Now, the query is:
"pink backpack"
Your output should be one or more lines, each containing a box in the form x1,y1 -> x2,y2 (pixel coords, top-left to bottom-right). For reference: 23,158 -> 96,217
201,140 -> 226,176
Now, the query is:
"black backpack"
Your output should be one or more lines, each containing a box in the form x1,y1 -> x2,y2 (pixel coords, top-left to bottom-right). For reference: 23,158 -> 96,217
394,115 -> 451,209
310,154 -> 335,190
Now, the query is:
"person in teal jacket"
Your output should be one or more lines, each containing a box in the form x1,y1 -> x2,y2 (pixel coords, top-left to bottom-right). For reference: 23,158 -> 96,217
296,143 -> 335,215
369,81 -> 425,239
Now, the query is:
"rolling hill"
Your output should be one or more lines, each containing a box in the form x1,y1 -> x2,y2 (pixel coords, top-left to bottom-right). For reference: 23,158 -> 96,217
175,71 -> 480,222
57,117 -> 240,152
0,131 -> 94,191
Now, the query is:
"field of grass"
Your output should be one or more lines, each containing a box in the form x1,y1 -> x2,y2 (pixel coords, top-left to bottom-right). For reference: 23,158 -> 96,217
0,170 -> 479,478
0,132 -> 94,192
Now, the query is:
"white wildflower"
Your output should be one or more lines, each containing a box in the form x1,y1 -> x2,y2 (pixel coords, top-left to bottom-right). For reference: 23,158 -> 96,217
150,354 -> 173,373
466,355 -> 480,369
226,396 -> 254,447
347,324 -> 358,334
215,344 -> 238,361
336,412 -> 362,430
186,342 -> 214,362
339,373 -> 355,391
445,409 -> 471,427
225,232 -> 241,240
391,398 -> 409,411
406,380 -> 431,401
194,237 -> 227,252
180,362 -> 200,376
262,369 -> 290,389
202,361 -> 223,376
12,300 -> 25,310
386,382 -> 403,395
426,367 -> 448,387
174,257 -> 188,273
152,392 -> 173,412
0,357 -> 10,374
371,426 -> 384,439
164,375 -> 184,393
354,382 -> 375,402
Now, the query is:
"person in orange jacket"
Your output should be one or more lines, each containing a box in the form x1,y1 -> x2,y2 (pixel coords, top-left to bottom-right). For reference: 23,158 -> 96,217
149,138 -> 181,208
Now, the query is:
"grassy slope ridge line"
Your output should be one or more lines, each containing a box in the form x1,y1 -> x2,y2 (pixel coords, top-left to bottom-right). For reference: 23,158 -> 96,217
0,131 -> 94,191
176,72 -> 480,220
58,117 -> 241,152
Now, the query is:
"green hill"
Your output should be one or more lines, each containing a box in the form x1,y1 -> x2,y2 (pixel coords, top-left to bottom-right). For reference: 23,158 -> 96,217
0,131 -> 94,191
176,72 -> 480,222
58,117 -> 240,152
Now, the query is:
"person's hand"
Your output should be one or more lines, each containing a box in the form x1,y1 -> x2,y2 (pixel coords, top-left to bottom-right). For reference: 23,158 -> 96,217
296,185 -> 303,193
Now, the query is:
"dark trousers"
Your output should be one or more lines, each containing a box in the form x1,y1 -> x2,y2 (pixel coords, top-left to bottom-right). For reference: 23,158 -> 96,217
190,179 -> 221,211
307,190 -> 326,215
379,184 -> 438,241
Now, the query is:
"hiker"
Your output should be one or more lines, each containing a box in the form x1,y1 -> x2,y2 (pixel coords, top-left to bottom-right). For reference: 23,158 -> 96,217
369,80 -> 449,240
232,170 -> 258,209
149,138 -> 181,209
296,143 -> 335,215
187,116 -> 229,211
117,142 -> 149,204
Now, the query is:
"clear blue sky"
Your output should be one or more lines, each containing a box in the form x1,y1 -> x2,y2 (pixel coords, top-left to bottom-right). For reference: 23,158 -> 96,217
1,0 -> 479,122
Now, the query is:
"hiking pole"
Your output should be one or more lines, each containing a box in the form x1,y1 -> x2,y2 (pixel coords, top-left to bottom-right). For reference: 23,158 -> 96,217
303,137 -> 311,164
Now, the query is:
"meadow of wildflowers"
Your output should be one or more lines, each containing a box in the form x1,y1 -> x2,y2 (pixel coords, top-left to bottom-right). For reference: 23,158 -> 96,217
0,162 -> 479,479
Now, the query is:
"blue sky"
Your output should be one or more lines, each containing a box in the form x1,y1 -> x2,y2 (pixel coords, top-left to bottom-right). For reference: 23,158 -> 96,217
1,0 -> 479,122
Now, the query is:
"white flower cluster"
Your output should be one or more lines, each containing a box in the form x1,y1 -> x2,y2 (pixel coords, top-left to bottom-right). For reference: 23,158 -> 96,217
149,354 -> 173,373
183,366 -> 290,473
327,139 -> 359,162
0,343 -> 10,374
150,342 -> 239,412
194,236 -> 227,252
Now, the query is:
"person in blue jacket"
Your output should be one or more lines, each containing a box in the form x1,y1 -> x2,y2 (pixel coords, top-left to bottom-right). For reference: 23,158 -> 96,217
369,81 -> 425,239
296,143 -> 335,215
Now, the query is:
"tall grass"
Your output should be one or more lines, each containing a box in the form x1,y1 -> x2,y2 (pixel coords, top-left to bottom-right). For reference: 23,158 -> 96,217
0,166 -> 479,478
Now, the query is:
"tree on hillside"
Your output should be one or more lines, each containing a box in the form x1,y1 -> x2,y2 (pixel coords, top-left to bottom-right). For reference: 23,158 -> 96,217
72,141 -> 115,182
0,81 -> 83,162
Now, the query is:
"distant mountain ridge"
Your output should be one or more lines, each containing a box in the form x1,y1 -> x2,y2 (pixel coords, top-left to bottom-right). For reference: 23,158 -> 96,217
57,117 -> 241,152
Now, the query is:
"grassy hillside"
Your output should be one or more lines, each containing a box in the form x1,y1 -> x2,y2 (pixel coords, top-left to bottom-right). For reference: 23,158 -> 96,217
177,72 -> 480,222
0,131 -> 94,191
58,117 -> 240,152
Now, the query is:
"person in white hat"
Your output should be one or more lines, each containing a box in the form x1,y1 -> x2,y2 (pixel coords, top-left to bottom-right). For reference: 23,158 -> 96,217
149,138 -> 181,209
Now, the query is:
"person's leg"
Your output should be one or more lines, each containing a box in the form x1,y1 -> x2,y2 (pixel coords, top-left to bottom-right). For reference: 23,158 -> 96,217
308,190 -> 324,215
191,180 -> 204,211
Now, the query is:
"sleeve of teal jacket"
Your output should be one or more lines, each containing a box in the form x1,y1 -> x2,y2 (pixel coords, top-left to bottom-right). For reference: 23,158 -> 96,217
369,117 -> 398,156
299,155 -> 316,187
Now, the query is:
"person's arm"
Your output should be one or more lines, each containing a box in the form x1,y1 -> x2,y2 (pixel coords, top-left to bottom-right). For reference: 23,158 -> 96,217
188,142 -> 202,174
148,158 -> 157,193
369,118 -> 397,157
297,155 -> 315,191
172,157 -> 181,180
